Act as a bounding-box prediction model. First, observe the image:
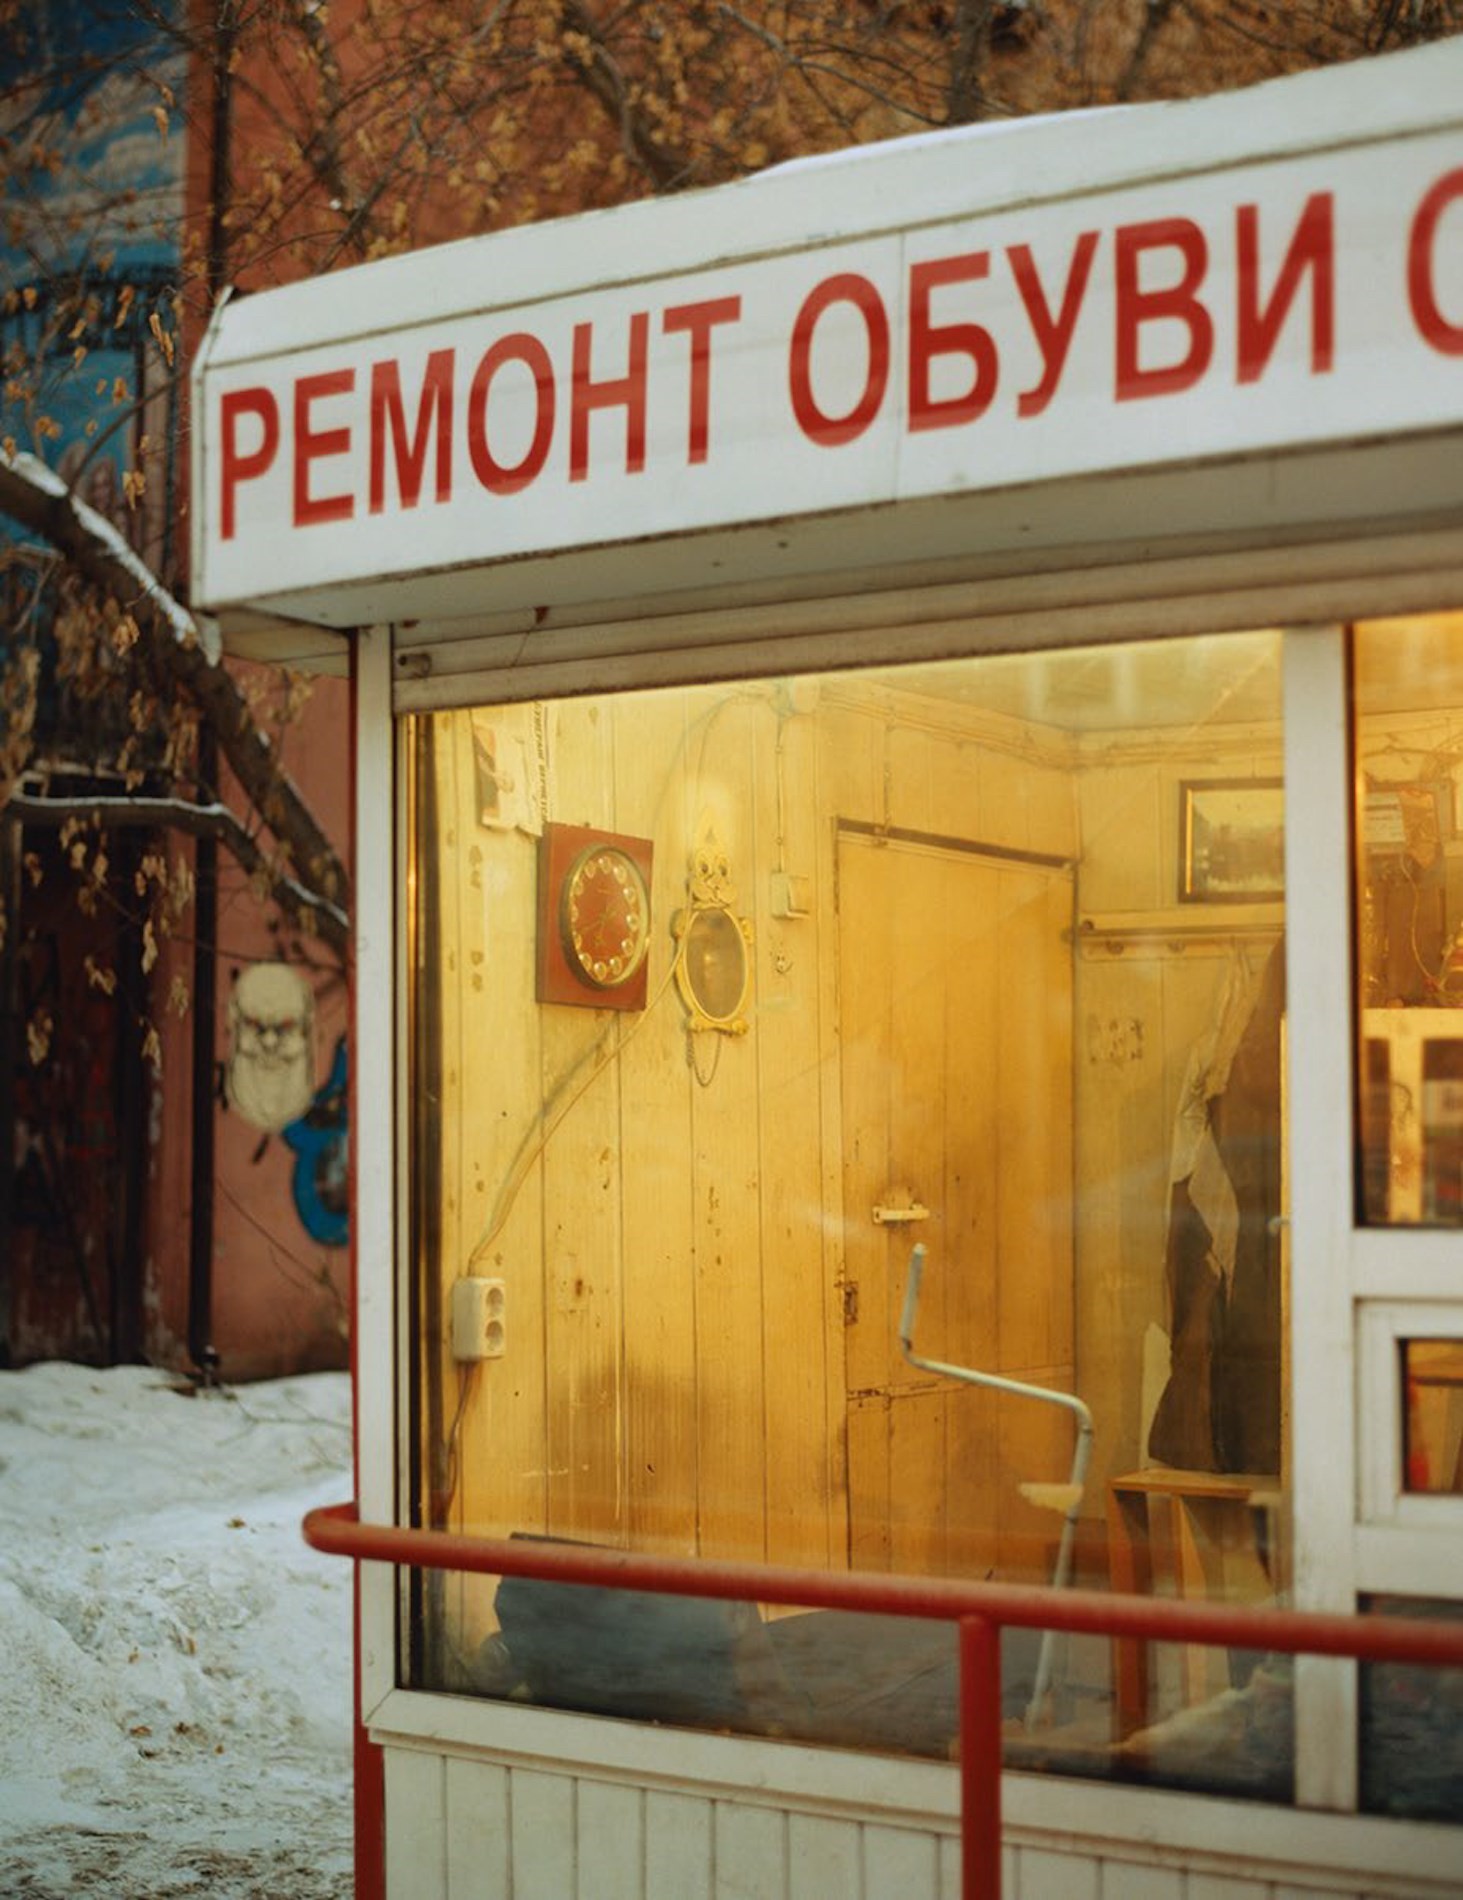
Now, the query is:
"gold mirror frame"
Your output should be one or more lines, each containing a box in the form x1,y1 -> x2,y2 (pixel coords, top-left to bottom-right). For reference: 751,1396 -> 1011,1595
672,821 -> 753,1036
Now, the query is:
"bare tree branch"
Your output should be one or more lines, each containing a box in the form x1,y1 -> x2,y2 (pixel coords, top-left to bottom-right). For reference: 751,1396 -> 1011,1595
0,451 -> 351,947
7,787 -> 349,954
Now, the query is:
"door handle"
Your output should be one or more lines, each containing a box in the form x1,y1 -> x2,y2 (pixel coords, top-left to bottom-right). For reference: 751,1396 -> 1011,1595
873,1201 -> 929,1225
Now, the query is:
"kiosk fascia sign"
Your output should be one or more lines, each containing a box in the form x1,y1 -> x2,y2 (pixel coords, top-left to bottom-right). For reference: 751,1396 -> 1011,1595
192,47 -> 1463,639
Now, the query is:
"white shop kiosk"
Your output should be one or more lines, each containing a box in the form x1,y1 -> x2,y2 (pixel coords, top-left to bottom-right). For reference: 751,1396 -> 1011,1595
195,40 -> 1463,1900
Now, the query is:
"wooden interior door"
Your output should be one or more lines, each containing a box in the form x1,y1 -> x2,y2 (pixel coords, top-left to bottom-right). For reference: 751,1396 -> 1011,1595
837,827 -> 1075,1583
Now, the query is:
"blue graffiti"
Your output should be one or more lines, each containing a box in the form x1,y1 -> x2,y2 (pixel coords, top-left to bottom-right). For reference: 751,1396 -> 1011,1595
283,1036 -> 349,1248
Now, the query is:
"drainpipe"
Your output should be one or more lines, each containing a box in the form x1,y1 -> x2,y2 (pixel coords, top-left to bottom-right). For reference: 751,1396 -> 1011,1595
187,3 -> 235,1385
187,725 -> 220,1384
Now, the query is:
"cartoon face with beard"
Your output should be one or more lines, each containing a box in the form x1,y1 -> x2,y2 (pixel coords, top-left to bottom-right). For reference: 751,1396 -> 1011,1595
226,963 -> 315,1133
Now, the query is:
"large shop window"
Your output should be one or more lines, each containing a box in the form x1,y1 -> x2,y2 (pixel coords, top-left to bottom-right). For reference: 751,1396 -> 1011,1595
1356,612 -> 1463,1233
405,628 -> 1295,1799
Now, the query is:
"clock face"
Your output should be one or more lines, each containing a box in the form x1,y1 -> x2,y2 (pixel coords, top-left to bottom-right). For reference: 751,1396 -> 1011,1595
536,824 -> 654,1010
561,846 -> 650,988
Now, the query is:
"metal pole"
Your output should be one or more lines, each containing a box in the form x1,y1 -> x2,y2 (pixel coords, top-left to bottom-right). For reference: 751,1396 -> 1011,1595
960,1614 -> 1002,1900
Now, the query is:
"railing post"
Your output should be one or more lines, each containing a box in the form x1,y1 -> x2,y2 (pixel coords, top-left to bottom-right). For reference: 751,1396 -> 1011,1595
959,1613 -> 1002,1900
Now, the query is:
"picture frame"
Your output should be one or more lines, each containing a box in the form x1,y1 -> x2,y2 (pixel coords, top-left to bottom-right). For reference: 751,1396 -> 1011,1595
1179,778 -> 1286,903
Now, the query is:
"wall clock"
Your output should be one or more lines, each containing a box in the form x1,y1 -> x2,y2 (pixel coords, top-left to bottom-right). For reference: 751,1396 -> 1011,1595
536,822 -> 654,1010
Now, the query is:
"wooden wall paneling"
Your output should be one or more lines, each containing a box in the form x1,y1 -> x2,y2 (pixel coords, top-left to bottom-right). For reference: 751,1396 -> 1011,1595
644,1789 -> 714,1900
890,1383 -> 952,1575
926,722 -> 985,844
993,863 -> 1075,1581
996,864 -> 1073,1375
845,1392 -> 894,1569
508,1768 -> 578,1896
452,743 -> 551,1554
1026,754 -> 1079,861
838,831 -> 897,1569
689,694 -> 769,1561
818,703 -> 881,1555
1072,950 -> 1168,1509
788,1813 -> 864,1898
614,689 -> 700,1556
942,851 -> 1002,1581
752,700 -> 838,1570
977,743 -> 1034,855
576,1779 -> 645,1900
541,697 -> 626,1546
713,1800 -> 788,1900
444,1755 -> 510,1900
886,713 -> 936,833
384,1747 -> 447,1900
423,723 -> 474,1661
887,843 -> 954,1576
1078,763 -> 1165,913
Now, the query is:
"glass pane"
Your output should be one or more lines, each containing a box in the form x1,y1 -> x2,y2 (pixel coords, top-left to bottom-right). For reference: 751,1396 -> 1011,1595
1403,1340 -> 1463,1494
1355,613 -> 1463,1224
1360,1596 -> 1463,1822
405,629 -> 1291,1799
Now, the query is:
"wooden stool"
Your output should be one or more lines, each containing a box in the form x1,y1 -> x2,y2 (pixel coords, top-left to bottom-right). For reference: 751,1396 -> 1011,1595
1107,1467 -> 1281,1739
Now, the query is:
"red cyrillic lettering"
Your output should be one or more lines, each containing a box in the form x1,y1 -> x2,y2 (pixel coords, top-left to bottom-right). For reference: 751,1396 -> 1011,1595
789,274 -> 890,446
907,253 -> 998,432
1236,192 -> 1334,383
369,351 -> 454,512
663,296 -> 742,464
570,313 -> 649,482
1114,218 -> 1214,400
1409,167 -> 1463,357
219,387 -> 279,541
1009,232 -> 1098,419
467,334 -> 555,495
293,369 -> 355,527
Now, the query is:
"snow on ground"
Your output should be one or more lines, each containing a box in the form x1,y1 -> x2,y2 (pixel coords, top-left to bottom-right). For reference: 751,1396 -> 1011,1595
0,1362 -> 354,1898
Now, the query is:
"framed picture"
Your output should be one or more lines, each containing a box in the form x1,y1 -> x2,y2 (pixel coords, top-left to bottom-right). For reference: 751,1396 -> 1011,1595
1179,778 -> 1286,903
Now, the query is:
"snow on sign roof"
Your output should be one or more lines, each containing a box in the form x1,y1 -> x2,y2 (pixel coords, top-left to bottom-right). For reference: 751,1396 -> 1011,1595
192,39 -> 1463,638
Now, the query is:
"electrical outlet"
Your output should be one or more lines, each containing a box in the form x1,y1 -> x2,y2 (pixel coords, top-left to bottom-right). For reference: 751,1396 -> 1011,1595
451,1276 -> 507,1361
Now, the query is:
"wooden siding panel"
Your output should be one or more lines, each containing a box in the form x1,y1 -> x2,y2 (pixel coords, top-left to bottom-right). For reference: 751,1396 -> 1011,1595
385,1748 -> 447,1900
617,690 -> 700,1557
714,1801 -> 788,1900
577,1780 -> 644,1900
690,696 -> 769,1561
509,1768 -> 578,1898
788,1813 -> 863,1898
444,1756 -> 510,1900
1017,1845 -> 1100,1900
645,1789 -> 714,1900
1098,1863 -> 1186,1900
754,701 -> 839,1570
862,1822 -> 941,1894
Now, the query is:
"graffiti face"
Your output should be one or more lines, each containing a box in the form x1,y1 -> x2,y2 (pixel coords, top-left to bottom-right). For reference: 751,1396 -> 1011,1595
226,962 -> 315,1132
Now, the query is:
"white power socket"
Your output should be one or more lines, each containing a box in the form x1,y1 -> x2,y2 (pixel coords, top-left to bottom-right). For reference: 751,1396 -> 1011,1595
451,1276 -> 507,1361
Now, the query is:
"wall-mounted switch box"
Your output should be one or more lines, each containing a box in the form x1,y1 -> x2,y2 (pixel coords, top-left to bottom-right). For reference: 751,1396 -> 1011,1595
770,871 -> 811,919
452,1276 -> 507,1361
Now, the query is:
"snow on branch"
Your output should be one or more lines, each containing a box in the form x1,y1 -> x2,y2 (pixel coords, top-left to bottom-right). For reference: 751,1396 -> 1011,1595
0,448 -> 220,663
9,787 -> 350,953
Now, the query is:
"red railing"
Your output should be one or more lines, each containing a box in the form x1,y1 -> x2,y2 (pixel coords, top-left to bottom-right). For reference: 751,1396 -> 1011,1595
304,1501 -> 1463,1900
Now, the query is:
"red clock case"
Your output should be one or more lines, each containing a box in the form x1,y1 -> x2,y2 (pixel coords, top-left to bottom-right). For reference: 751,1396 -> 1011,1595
536,822 -> 655,1010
